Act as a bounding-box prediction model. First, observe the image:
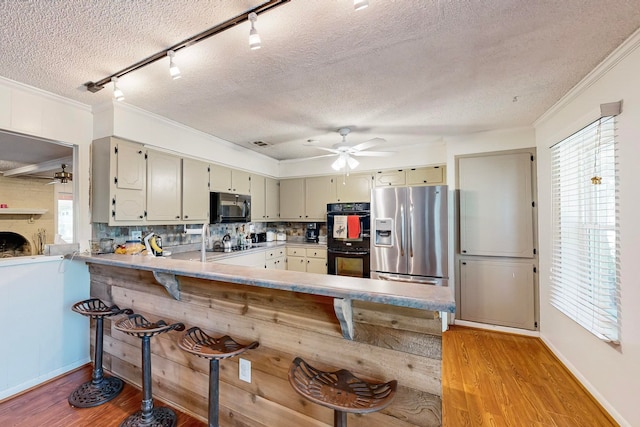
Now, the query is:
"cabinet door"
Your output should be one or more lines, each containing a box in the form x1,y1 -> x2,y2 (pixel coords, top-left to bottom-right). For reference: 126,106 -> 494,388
374,169 -> 406,187
210,164 -> 233,192
306,258 -> 327,274
459,259 -> 535,330
406,166 -> 445,186
251,174 -> 266,221
265,177 -> 280,220
182,158 -> 210,221
304,176 -> 336,220
279,179 -> 305,220
459,152 -> 534,257
146,150 -> 182,222
336,173 -> 373,202
232,170 -> 251,195
287,256 -> 306,272
115,140 -> 145,190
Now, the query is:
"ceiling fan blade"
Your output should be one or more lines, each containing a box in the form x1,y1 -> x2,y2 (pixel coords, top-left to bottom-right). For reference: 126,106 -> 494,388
351,150 -> 394,157
350,137 -> 386,152
310,146 -> 341,154
282,153 -> 338,163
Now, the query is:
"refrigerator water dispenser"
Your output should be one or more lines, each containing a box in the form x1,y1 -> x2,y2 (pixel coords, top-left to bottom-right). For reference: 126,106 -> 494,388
374,218 -> 394,246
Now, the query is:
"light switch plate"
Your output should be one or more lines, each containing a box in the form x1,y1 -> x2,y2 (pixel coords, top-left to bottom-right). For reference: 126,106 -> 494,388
131,231 -> 142,241
239,358 -> 251,383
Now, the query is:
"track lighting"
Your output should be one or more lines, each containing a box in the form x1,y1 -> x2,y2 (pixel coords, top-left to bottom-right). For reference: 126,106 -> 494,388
168,50 -> 181,80
111,77 -> 124,101
83,0 -> 290,94
354,0 -> 369,11
248,12 -> 262,50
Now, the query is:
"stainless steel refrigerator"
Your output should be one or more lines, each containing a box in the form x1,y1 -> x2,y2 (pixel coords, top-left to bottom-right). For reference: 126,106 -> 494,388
371,186 -> 448,285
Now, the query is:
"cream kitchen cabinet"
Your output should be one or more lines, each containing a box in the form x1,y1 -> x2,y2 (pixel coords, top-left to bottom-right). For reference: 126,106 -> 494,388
250,175 -> 280,221
265,247 -> 286,269
216,251 -> 266,269
265,177 -> 279,220
304,176 -> 336,221
91,137 -> 146,225
374,166 -> 445,188
146,149 -> 182,222
279,178 -> 305,220
286,246 -> 307,272
286,246 -> 327,274
336,173 -> 373,202
210,164 -> 250,195
305,247 -> 327,274
406,166 -> 445,186
182,158 -> 210,222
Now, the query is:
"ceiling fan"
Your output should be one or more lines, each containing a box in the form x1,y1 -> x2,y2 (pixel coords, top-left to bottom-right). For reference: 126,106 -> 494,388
304,128 -> 393,174
46,164 -> 73,185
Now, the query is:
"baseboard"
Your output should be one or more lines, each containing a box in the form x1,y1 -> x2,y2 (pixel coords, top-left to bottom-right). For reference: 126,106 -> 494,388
453,319 -> 540,337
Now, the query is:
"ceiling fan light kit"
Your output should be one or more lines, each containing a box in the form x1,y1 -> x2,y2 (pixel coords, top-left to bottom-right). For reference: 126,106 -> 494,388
53,164 -> 72,184
354,0 -> 369,11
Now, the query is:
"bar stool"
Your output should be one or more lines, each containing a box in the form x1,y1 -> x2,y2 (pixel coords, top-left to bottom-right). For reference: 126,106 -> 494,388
288,357 -> 397,427
68,298 -> 133,408
178,327 -> 258,427
114,314 -> 185,427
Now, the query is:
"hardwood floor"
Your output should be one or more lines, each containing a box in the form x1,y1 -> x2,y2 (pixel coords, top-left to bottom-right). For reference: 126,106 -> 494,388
442,326 -> 617,427
0,326 -> 617,426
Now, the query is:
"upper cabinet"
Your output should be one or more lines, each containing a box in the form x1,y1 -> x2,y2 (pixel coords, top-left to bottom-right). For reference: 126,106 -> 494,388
335,173 -> 373,202
92,137 -> 146,224
458,152 -> 534,258
280,176 -> 337,221
250,175 -> 280,222
375,166 -> 445,187
182,158 -> 210,222
210,164 -> 250,195
146,149 -> 182,222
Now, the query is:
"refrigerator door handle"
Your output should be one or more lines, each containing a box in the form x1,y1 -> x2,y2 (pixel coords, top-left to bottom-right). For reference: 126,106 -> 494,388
400,204 -> 405,257
409,202 -> 414,258
375,273 -> 440,285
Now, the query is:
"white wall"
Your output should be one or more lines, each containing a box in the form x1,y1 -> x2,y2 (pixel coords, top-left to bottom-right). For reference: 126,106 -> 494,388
535,31 -> 640,427
0,77 -> 93,251
93,102 -> 280,177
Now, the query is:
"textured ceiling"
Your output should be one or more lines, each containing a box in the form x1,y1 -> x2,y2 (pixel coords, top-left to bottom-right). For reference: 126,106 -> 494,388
1,0 -> 640,161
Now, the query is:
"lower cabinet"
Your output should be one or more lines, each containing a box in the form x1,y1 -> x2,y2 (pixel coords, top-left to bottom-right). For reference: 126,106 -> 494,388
287,247 -> 327,274
216,252 -> 266,269
458,258 -> 536,330
266,247 -> 286,270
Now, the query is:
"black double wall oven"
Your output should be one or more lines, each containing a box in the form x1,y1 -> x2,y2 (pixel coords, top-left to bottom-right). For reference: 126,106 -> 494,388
326,202 -> 370,278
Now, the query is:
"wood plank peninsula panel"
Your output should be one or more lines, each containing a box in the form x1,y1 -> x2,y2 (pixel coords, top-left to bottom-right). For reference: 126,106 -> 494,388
80,255 -> 453,427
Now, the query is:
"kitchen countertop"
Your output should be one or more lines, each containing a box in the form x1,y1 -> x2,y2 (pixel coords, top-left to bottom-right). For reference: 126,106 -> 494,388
71,251 -> 455,313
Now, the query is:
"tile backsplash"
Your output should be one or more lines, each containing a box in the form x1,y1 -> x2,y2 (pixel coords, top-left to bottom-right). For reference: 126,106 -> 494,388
92,221 -> 327,248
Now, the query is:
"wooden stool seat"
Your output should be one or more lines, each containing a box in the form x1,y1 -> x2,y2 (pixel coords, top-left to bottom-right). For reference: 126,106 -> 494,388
178,327 -> 258,427
114,314 -> 185,427
288,357 -> 397,427
68,298 -> 132,408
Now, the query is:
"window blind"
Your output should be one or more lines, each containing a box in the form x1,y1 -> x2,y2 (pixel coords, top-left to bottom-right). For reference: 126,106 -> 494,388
550,115 -> 620,343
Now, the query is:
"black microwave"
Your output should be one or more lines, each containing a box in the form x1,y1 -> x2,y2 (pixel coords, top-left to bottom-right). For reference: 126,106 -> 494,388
210,192 -> 251,223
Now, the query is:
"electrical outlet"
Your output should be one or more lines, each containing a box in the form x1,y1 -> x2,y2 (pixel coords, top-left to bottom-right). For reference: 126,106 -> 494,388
239,358 -> 251,383
131,231 -> 142,241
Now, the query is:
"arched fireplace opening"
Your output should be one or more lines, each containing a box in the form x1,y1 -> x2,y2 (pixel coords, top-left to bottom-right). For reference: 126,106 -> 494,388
0,232 -> 32,257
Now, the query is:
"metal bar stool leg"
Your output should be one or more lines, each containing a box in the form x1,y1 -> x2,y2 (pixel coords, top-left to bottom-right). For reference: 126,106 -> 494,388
335,410 -> 347,427
209,359 -> 220,427
69,299 -> 131,408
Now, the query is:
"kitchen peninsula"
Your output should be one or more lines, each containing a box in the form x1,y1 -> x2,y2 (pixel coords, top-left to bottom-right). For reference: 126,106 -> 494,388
74,253 -> 454,426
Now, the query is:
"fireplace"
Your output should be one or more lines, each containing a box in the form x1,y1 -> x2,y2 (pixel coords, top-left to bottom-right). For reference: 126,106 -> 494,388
0,232 -> 32,257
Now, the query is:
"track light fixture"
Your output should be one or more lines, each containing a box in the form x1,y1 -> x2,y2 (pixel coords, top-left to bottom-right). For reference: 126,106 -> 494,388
111,77 -> 124,101
83,0 -> 290,94
168,50 -> 181,80
248,12 -> 262,50
354,0 -> 369,11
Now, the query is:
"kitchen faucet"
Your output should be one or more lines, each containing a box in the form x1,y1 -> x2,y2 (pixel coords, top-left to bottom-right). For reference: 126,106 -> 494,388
200,223 -> 210,263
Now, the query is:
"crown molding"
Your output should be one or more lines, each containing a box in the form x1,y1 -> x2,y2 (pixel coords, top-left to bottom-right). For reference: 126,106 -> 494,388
534,27 -> 640,127
0,76 -> 92,112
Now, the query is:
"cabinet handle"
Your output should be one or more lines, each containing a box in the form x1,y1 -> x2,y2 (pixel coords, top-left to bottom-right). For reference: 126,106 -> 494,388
184,215 -> 189,219
462,262 -> 467,265
176,216 -> 181,219
139,215 -> 144,219
462,250 -> 467,253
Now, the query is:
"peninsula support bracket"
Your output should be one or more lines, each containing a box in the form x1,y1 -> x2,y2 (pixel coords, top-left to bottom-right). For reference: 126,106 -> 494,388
152,271 -> 181,300
333,298 -> 354,340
